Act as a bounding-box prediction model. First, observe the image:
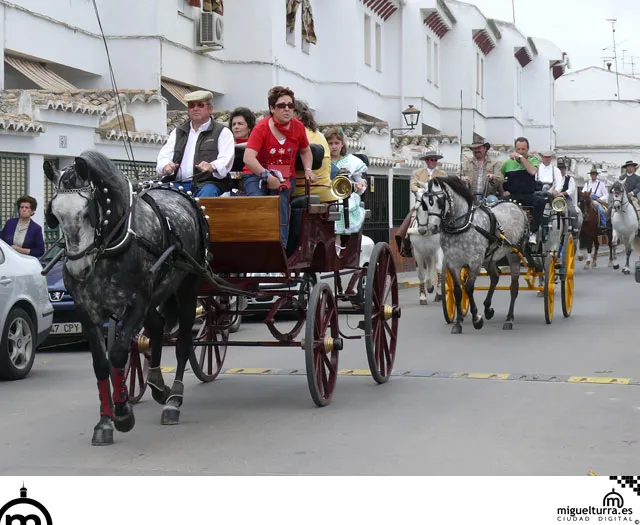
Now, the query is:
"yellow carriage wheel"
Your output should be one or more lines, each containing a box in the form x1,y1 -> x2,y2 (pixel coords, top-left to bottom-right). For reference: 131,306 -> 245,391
544,256 -> 556,325
561,234 -> 575,318
441,267 -> 470,324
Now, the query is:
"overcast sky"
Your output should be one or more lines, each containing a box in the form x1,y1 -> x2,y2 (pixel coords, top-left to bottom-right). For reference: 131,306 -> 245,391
467,0 -> 640,75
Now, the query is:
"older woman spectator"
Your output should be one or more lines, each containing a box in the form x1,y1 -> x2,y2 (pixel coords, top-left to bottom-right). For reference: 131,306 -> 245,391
229,106 -> 256,145
243,86 -> 314,247
0,195 -> 45,258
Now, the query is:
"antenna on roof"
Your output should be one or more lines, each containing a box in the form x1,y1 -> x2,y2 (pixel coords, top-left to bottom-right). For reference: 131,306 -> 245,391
606,18 -> 621,99
511,0 -> 516,24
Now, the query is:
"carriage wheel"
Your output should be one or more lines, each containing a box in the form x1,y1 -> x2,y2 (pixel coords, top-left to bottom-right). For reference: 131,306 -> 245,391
561,234 -> 575,318
441,266 -> 470,324
124,332 -> 151,404
364,242 -> 400,384
304,282 -> 339,407
544,256 -> 556,324
189,297 -> 229,382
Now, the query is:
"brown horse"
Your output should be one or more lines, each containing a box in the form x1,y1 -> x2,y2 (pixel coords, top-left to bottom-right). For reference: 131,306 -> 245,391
578,189 -> 615,269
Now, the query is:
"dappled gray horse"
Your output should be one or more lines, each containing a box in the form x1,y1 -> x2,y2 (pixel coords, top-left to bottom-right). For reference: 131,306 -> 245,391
610,181 -> 640,275
45,151 -> 209,445
421,176 -> 529,334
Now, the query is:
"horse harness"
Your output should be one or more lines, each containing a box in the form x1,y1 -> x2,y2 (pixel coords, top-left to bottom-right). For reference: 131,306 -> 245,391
421,183 -> 512,260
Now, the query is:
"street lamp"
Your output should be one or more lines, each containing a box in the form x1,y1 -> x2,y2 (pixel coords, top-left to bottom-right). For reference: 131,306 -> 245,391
390,104 -> 421,145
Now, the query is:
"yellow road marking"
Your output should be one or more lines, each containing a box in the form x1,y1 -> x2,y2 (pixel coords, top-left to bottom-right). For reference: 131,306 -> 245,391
225,368 -> 272,374
338,369 -> 371,376
567,376 -> 631,385
161,366 -> 175,373
467,373 -> 511,380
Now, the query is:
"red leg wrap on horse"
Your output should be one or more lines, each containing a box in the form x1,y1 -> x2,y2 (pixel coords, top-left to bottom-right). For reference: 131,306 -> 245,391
97,379 -> 114,419
112,368 -> 128,405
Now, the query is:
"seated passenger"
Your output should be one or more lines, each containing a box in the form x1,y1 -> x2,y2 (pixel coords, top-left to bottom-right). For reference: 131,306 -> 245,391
229,106 -> 256,145
500,136 -> 542,244
242,86 -> 314,248
156,90 -> 235,197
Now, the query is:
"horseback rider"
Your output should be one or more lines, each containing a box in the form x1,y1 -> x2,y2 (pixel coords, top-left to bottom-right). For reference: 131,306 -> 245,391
500,137 -> 542,244
552,158 -> 578,231
581,167 -> 609,229
619,160 -> 640,214
396,150 -> 448,257
156,90 -> 235,197
460,141 -> 503,205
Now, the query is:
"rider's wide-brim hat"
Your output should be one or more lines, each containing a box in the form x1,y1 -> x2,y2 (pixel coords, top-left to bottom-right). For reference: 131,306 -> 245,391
589,167 -> 599,174
467,141 -> 491,150
184,90 -> 214,103
622,160 -> 638,168
419,150 -> 443,161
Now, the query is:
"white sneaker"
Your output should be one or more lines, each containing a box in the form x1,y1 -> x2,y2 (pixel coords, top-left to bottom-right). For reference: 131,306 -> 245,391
528,233 -> 537,244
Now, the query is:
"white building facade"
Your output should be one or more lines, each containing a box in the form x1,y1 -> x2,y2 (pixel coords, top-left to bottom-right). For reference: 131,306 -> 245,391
0,0 -> 568,253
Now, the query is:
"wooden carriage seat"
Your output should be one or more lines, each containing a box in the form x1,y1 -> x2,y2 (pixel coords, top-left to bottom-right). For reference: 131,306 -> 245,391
200,196 -> 288,273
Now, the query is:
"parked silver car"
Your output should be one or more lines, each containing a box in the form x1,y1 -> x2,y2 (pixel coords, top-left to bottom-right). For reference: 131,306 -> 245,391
0,239 -> 53,380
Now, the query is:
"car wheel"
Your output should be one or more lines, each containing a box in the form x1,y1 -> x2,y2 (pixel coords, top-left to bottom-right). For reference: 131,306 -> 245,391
0,307 -> 37,380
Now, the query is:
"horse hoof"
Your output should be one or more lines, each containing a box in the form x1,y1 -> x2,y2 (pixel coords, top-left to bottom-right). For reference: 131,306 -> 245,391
161,406 -> 181,425
473,316 -> 484,330
150,385 -> 171,405
577,254 -> 584,261
419,298 -> 427,305
427,285 -> 435,294
613,264 -> 620,270
503,322 -> 513,331
114,404 -> 135,433
91,417 -> 114,446
434,294 -> 442,302
484,307 -> 494,320
623,268 -> 630,275
451,324 -> 462,335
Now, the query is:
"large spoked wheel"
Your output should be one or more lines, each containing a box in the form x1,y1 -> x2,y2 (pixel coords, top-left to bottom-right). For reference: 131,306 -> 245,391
364,242 -> 400,384
544,255 -> 556,324
561,234 -> 575,318
189,297 -> 229,382
125,331 -> 152,404
441,266 -> 470,324
304,282 -> 340,407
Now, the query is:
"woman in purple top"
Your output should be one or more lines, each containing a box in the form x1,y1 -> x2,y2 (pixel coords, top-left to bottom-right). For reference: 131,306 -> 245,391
0,195 -> 45,258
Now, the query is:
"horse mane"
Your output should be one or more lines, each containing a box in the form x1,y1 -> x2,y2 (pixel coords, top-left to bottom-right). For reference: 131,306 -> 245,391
435,175 -> 474,208
610,181 -> 624,193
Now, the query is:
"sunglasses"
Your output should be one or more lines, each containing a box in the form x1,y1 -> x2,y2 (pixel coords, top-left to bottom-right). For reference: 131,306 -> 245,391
274,102 -> 295,109
187,101 -> 208,109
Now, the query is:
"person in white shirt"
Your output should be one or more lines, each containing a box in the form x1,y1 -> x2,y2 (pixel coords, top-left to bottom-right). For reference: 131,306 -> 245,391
537,151 -> 562,190
552,158 -> 578,230
581,167 -> 609,228
156,90 -> 235,197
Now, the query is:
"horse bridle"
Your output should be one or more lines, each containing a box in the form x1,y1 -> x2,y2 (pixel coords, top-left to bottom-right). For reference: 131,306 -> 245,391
421,182 -> 474,234
611,187 -> 630,212
52,180 -> 133,261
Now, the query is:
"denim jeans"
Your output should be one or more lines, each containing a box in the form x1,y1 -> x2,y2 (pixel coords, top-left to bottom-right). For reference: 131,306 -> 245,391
175,180 -> 223,197
242,174 -> 295,247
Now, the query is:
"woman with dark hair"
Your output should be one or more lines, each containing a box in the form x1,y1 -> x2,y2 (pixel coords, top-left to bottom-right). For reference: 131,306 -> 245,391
242,86 -> 314,247
229,106 -> 256,144
0,195 -> 45,257
292,100 -> 332,202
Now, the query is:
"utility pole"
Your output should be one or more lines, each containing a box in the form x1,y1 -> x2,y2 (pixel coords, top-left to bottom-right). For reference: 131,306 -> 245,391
511,0 -> 516,24
607,19 -> 621,99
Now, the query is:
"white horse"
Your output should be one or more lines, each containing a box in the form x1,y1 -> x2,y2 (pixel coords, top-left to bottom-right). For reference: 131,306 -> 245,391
408,182 -> 444,304
610,181 -> 640,274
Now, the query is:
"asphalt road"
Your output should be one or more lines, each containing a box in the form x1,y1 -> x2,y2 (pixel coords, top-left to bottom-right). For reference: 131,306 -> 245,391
1,261 -> 639,475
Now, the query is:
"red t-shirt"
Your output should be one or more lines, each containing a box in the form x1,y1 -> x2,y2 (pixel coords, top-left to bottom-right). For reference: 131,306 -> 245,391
243,117 -> 309,188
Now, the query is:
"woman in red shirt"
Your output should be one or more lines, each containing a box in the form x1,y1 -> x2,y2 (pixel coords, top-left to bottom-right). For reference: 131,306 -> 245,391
243,86 -> 314,248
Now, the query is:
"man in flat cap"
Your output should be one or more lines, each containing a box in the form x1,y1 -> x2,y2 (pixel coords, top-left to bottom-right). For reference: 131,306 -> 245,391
460,141 -> 503,205
156,90 -> 235,197
581,166 -> 609,229
396,150 -> 448,258
537,150 -> 562,190
619,160 -> 640,213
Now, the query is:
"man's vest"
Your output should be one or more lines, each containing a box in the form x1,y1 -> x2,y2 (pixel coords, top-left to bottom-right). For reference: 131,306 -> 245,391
172,118 -> 232,192
562,175 -> 570,193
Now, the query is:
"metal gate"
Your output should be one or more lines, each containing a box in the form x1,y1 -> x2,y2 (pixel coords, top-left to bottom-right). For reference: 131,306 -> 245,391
362,174 -> 389,244
113,160 -> 156,181
0,154 -> 28,228
392,176 -> 411,227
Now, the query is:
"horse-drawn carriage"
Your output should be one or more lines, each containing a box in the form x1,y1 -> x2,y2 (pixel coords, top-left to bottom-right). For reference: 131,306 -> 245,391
42,146 -> 401,445
415,176 -> 575,332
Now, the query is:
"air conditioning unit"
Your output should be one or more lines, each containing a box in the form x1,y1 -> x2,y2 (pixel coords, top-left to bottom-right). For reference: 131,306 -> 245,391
199,11 -> 223,47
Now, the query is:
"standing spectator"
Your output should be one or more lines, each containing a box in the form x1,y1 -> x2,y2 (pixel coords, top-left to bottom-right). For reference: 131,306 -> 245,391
1,196 -> 45,258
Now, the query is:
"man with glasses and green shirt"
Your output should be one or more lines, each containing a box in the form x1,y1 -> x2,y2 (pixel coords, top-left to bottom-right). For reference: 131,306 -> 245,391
501,136 -> 542,244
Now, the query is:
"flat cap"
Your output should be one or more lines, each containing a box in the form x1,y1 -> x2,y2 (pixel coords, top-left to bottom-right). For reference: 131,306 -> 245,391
184,90 -> 214,103
539,150 -> 554,157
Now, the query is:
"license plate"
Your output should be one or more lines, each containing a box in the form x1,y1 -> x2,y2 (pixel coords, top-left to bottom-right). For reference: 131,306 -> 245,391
51,322 -> 82,335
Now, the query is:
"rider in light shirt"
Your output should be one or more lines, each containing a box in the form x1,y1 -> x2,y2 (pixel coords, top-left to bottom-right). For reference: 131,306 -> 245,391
582,167 -> 609,228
